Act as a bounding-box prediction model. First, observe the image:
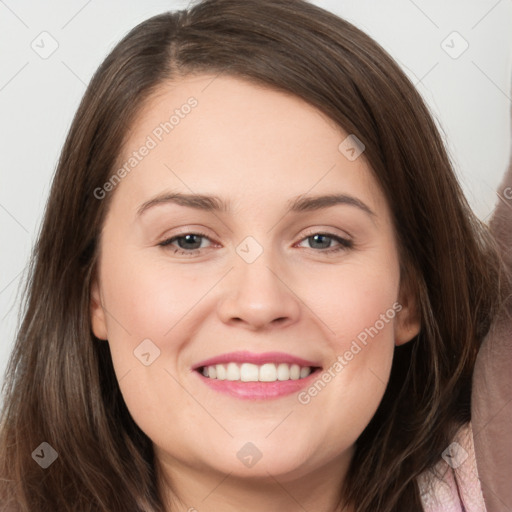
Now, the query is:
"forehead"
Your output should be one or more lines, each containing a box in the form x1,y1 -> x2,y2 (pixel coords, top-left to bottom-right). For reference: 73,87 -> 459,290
112,73 -> 385,216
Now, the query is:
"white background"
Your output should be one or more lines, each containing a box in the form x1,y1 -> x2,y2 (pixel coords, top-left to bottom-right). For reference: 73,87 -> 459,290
1,0 -> 511,387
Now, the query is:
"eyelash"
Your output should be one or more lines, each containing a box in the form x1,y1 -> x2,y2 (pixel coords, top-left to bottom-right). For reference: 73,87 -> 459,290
158,230 -> 353,256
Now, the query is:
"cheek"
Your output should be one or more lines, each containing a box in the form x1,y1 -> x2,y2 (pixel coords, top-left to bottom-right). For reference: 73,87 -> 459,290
96,252 -> 202,438
303,253 -> 400,353
96,248 -> 220,417
99,249 -> 204,346
295,256 -> 400,432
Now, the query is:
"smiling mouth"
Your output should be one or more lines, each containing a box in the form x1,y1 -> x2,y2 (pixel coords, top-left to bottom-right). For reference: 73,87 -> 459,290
192,350 -> 323,399
196,362 -> 321,382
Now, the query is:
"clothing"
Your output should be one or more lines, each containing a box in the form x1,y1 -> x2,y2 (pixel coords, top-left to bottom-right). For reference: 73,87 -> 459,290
420,102 -> 512,512
471,138 -> 512,511
418,422 -> 486,512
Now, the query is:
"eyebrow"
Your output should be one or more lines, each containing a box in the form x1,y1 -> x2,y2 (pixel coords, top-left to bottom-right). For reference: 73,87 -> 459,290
137,191 -> 376,218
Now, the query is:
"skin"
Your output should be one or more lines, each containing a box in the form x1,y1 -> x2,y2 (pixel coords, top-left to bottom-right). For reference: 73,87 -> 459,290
90,74 -> 420,512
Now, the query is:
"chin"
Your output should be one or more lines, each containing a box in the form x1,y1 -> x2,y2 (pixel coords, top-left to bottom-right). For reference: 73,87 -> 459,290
200,441 -> 330,482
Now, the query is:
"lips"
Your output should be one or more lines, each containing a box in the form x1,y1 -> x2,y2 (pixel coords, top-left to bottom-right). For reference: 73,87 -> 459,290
192,350 -> 321,370
192,350 -> 323,400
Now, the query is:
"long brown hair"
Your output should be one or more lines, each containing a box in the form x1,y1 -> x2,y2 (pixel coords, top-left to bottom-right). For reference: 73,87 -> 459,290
0,0 -> 503,510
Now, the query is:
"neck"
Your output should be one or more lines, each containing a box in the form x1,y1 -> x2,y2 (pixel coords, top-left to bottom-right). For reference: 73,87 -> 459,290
156,448 -> 355,512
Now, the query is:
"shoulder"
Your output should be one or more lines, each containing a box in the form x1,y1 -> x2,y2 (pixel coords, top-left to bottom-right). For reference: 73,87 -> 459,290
418,422 -> 486,512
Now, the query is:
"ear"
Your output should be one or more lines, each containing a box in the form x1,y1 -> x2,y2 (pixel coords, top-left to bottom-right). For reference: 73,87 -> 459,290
90,276 -> 108,340
394,279 -> 421,346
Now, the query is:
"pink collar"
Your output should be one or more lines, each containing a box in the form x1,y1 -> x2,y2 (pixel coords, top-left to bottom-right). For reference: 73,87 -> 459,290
418,422 -> 486,511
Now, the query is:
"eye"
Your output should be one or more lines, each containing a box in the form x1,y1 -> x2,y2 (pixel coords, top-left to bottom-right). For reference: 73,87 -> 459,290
296,232 -> 353,253
158,230 -> 353,257
158,232 -> 214,256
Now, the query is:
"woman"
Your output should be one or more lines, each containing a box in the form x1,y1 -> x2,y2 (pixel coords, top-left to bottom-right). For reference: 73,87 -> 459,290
0,0 -> 509,510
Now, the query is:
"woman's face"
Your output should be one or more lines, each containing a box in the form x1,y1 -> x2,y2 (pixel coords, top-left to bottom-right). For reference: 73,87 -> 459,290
91,74 -> 419,491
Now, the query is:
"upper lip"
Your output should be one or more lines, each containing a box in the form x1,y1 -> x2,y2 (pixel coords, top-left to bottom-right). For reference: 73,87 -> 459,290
192,350 -> 322,371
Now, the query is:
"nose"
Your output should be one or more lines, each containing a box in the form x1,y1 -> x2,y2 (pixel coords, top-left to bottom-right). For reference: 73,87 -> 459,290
216,249 -> 301,331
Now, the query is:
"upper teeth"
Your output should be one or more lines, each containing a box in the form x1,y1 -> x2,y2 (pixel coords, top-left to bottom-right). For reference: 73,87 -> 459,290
201,363 -> 312,382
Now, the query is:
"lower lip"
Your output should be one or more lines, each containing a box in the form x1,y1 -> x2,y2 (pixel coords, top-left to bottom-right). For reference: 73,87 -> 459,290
195,369 -> 322,400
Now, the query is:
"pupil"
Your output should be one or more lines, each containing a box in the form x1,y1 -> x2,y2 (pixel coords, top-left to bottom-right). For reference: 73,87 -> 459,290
312,234 -> 330,249
179,234 -> 201,250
